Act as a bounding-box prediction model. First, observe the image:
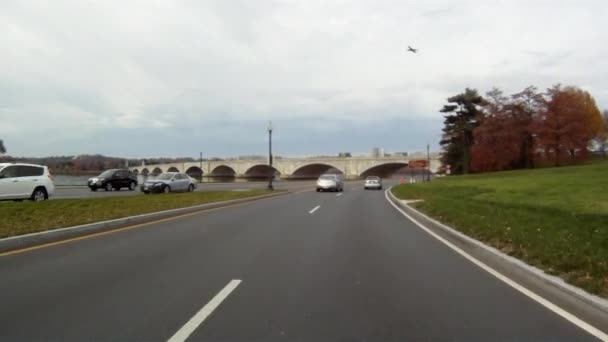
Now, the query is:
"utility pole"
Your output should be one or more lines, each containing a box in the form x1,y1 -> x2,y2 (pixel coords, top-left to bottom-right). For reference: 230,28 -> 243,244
267,121 -> 274,191
199,152 -> 203,183
426,143 -> 431,182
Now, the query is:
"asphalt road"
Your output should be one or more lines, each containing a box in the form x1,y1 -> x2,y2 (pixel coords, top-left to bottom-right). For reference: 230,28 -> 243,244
0,182 -> 601,340
52,180 -> 316,199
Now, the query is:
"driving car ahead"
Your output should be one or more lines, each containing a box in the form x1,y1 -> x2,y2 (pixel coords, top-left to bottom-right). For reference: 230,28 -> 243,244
316,174 -> 344,192
0,163 -> 55,201
141,172 -> 196,194
364,176 -> 383,190
88,169 -> 138,191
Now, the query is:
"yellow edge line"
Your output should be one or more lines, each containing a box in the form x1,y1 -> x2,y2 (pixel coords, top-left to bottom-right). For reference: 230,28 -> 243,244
0,191 -> 296,257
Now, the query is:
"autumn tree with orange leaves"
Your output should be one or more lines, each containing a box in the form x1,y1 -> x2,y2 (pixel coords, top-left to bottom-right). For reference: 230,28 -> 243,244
471,88 -> 523,172
532,85 -> 605,166
465,84 -> 604,172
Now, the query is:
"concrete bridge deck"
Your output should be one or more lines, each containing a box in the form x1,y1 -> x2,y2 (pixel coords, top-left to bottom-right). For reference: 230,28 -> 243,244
130,155 -> 441,179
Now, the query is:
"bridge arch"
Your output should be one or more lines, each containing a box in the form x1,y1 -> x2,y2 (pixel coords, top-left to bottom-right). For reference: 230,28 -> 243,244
185,166 -> 203,180
360,162 -> 409,178
167,166 -> 180,173
141,168 -> 150,176
210,165 -> 236,178
132,169 -> 139,175
151,167 -> 163,176
291,163 -> 344,179
244,164 -> 281,178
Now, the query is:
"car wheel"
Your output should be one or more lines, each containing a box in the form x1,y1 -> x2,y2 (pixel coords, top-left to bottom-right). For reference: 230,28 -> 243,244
164,185 -> 171,194
188,184 -> 194,192
114,186 -> 121,191
105,183 -> 112,191
129,182 -> 136,191
91,187 -> 97,192
31,188 -> 47,202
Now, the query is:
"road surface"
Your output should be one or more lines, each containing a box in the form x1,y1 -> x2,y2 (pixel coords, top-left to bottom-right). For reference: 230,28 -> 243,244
52,180 -> 316,199
0,182 -> 602,340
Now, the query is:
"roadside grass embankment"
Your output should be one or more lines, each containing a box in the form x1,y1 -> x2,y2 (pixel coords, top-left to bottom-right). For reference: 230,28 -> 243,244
0,190 -> 276,239
392,161 -> 608,298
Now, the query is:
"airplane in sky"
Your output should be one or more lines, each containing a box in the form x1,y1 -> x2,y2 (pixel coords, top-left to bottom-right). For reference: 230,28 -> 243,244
407,46 -> 418,53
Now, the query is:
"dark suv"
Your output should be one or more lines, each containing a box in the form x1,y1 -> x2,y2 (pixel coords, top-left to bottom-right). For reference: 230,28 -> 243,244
88,169 -> 138,191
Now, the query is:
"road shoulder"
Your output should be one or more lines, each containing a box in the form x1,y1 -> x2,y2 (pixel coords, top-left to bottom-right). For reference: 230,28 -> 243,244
386,187 -> 608,338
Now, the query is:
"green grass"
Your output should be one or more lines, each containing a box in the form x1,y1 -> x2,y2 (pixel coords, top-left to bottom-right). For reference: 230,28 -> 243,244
392,160 -> 608,297
0,190 -> 277,239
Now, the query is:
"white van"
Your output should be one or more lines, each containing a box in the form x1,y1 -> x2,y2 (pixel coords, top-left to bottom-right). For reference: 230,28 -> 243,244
0,163 -> 55,201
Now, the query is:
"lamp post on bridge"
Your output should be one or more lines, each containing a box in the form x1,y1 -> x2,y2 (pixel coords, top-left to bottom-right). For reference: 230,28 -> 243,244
267,121 -> 274,191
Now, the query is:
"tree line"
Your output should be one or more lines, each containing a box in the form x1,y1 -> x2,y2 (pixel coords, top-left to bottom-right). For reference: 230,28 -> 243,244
0,154 -> 196,174
440,85 -> 607,174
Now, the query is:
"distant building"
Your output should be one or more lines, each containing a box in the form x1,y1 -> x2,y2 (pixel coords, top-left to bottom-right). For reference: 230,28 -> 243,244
371,147 -> 379,157
370,147 -> 384,158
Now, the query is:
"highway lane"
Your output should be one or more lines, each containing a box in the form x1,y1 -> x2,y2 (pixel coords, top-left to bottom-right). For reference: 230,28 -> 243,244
52,180 -> 316,199
0,182 -> 601,340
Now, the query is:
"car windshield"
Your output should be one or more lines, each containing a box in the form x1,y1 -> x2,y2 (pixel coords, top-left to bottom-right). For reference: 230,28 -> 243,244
319,175 -> 335,180
367,177 -> 380,180
156,173 -> 174,180
98,170 -> 116,178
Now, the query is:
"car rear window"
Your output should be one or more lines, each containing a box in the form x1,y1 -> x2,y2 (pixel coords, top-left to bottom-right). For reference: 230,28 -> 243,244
17,165 -> 44,177
319,175 -> 335,180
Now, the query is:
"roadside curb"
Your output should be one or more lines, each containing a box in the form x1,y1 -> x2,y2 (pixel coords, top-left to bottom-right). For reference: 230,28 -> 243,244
0,191 -> 289,254
386,187 -> 608,319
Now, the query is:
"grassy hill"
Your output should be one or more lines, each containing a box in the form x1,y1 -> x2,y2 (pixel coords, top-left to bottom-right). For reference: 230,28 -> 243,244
392,161 -> 608,297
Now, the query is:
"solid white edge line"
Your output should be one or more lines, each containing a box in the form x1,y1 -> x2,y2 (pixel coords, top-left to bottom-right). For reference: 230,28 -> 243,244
384,189 -> 608,341
309,205 -> 321,214
167,279 -> 242,342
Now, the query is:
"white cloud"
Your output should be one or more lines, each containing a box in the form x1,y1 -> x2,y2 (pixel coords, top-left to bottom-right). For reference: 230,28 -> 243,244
1,0 -> 607,156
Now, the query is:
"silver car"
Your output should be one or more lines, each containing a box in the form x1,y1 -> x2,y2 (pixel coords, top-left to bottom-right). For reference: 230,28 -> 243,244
141,172 -> 196,194
316,174 -> 344,192
364,176 -> 382,190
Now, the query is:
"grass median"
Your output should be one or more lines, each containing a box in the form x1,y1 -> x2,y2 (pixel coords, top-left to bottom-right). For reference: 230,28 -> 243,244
392,161 -> 608,298
0,190 -> 278,239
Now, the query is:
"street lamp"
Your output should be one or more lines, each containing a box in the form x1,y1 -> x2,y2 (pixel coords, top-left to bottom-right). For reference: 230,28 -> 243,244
267,121 -> 274,191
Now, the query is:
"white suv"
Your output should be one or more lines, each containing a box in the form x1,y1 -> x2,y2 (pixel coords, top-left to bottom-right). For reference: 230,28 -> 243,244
0,163 -> 55,201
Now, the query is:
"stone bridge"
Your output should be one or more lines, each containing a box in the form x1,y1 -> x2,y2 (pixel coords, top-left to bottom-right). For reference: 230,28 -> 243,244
130,155 -> 441,180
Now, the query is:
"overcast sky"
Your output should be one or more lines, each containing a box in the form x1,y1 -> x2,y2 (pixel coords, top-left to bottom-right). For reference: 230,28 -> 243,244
1,0 -> 607,158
